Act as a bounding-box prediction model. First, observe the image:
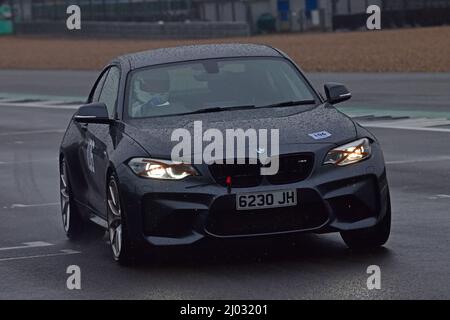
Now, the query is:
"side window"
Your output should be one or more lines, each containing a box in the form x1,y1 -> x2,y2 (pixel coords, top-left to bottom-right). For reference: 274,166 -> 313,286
91,70 -> 109,103
98,67 -> 121,118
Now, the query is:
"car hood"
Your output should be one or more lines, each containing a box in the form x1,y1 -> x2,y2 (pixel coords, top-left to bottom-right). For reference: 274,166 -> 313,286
123,103 -> 357,158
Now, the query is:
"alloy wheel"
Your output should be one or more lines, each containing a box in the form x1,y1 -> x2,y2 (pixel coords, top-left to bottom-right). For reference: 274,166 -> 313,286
107,178 -> 122,260
60,160 -> 71,233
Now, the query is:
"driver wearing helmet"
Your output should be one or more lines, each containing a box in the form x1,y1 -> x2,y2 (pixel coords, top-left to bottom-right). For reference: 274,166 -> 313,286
131,69 -> 170,117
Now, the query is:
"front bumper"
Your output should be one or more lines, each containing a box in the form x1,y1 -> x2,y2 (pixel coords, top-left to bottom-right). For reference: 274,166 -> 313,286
116,143 -> 389,247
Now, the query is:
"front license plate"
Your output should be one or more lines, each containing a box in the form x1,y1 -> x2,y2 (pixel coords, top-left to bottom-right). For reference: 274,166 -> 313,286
236,190 -> 297,211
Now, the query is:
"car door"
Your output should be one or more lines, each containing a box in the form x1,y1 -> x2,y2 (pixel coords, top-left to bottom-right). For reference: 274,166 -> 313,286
87,66 -> 121,218
74,68 -> 109,208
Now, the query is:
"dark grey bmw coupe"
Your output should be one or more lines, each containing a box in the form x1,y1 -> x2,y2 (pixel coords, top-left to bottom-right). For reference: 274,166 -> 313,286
59,44 -> 391,264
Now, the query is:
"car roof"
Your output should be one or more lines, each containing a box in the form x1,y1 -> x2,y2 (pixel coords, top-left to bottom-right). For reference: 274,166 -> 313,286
114,44 -> 283,70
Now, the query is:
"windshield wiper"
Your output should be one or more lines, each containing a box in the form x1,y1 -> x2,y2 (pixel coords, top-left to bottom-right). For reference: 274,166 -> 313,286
181,105 -> 256,115
258,99 -> 317,109
172,100 -> 315,117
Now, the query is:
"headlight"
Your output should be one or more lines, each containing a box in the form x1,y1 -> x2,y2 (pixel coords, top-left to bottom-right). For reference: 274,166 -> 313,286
324,138 -> 371,166
127,158 -> 199,180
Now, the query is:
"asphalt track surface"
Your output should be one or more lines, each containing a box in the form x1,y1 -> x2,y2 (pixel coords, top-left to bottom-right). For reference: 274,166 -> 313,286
0,71 -> 449,299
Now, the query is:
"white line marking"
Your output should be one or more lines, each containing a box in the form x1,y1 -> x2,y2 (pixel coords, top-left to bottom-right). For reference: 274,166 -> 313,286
10,203 -> 59,209
364,118 -> 450,128
43,101 -> 79,106
428,195 -> 450,200
0,241 -> 53,252
386,156 -> 450,165
0,129 -> 66,136
0,250 -> 81,262
60,249 -> 81,254
364,123 -> 450,133
0,158 -> 57,165
0,102 -> 79,110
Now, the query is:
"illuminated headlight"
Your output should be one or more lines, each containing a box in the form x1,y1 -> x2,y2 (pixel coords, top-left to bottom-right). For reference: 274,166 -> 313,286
127,158 -> 199,180
324,138 -> 372,166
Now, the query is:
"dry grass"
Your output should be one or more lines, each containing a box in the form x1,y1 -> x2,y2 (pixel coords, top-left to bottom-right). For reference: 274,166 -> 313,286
1,26 -> 450,72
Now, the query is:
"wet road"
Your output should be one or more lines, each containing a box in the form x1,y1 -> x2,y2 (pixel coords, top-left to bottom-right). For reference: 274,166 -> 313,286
0,71 -> 449,299
0,104 -> 448,299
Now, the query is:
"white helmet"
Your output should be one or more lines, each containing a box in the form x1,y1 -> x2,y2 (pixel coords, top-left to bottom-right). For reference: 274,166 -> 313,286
133,69 -> 170,107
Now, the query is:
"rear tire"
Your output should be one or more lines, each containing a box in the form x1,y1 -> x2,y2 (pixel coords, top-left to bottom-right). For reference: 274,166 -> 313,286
340,192 -> 391,251
60,158 -> 84,239
106,173 -> 139,265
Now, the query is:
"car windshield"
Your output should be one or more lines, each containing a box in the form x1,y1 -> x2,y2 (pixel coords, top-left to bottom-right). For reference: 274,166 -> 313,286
126,57 -> 318,118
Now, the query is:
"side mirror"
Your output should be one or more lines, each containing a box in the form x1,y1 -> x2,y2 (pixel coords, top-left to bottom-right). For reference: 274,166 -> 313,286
324,83 -> 352,105
74,102 -> 112,124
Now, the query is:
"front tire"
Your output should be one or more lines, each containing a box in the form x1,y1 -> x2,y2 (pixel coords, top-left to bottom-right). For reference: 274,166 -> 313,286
340,192 -> 391,250
107,174 -> 138,265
